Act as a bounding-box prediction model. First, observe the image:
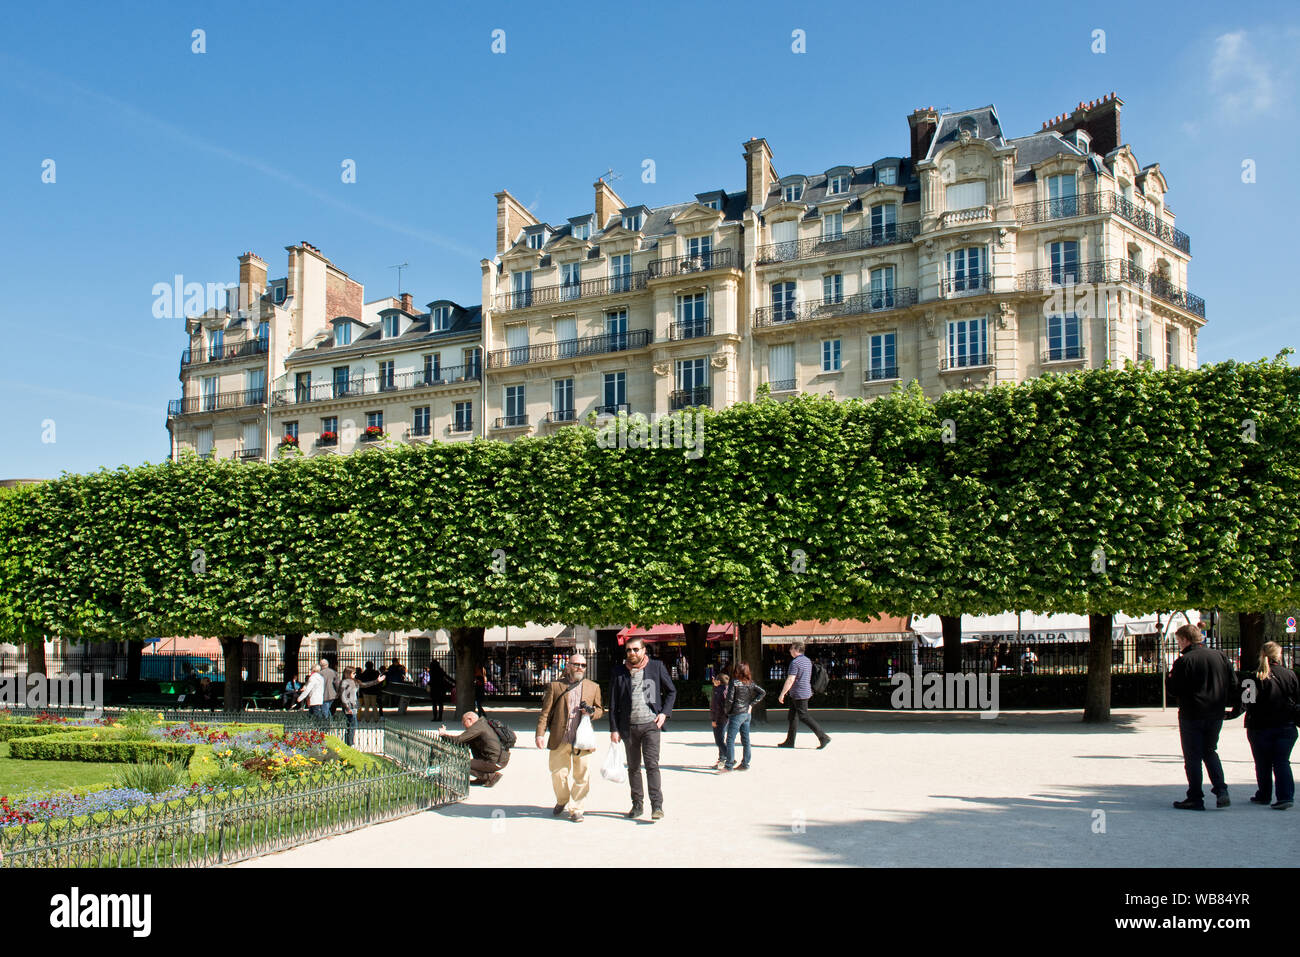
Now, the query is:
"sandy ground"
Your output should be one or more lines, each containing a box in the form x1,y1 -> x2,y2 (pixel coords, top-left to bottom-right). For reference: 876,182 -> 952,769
234,707 -> 1295,868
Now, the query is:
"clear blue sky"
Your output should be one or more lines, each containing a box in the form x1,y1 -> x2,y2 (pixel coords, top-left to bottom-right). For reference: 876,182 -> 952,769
2,0 -> 1296,479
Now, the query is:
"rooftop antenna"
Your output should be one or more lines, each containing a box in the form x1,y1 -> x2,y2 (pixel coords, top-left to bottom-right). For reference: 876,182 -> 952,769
388,262 -> 408,297
598,167 -> 623,183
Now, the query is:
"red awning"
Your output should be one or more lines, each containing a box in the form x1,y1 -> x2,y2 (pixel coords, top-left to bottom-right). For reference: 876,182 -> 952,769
762,616 -> 913,645
616,623 -> 737,645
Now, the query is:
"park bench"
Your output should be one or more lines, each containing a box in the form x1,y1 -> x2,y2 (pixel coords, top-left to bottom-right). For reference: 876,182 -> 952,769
380,681 -> 428,714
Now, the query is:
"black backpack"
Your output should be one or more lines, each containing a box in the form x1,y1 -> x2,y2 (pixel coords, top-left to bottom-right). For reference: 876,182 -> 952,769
810,661 -> 830,695
485,717 -> 516,750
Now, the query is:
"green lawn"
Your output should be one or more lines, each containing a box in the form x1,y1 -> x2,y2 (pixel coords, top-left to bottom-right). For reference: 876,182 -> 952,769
0,742 -> 130,798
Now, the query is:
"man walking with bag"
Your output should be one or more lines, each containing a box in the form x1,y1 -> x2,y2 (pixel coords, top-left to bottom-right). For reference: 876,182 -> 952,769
536,654 -> 603,822
776,640 -> 830,750
609,638 -> 676,821
1167,623 -> 1239,809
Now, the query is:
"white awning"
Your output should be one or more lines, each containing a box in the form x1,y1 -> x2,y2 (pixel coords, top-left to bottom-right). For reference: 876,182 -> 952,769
911,611 -> 1197,647
484,622 -> 570,645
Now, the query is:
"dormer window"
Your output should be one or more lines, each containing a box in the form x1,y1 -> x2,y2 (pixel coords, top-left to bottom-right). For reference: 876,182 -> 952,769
877,167 -> 897,186
622,212 -> 643,231
432,306 -> 452,332
572,222 -> 590,241
828,174 -> 849,195
704,198 -> 720,210
273,284 -> 286,303
334,321 -> 352,346
382,314 -> 400,339
527,233 -> 545,250
783,184 -> 803,202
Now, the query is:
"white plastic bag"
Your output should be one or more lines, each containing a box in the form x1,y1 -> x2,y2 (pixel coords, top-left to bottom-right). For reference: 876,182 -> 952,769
600,741 -> 627,783
574,714 -> 596,751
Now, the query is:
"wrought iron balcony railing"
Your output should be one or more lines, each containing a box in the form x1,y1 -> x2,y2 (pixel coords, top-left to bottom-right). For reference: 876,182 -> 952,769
866,365 -> 900,382
753,287 -> 917,328
493,415 -> 529,430
272,365 -> 480,408
181,338 -> 269,370
669,387 -> 711,410
494,271 -> 649,311
939,273 -> 994,296
487,329 -> 652,369
545,409 -> 577,424
1041,344 -> 1087,364
450,420 -> 474,434
646,248 -> 737,278
594,403 -> 631,416
766,379 -> 797,393
1017,258 -> 1205,318
168,388 -> 266,416
230,448 -> 263,461
1014,192 -> 1190,254
755,221 -> 920,265
939,353 -> 993,372
669,318 -> 712,340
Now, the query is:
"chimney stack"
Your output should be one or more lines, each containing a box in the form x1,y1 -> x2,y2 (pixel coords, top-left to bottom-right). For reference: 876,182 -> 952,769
494,190 -> 540,256
594,178 -> 627,232
238,251 -> 267,311
907,107 -> 940,163
742,137 -> 777,208
400,292 -> 413,314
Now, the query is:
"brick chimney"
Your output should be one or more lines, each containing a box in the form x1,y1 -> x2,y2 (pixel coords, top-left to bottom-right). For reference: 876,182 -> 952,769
238,251 -> 267,310
400,292 -> 413,314
743,137 -> 778,209
594,178 -> 627,232
494,190 -> 540,255
1040,92 -> 1123,158
907,107 -> 940,163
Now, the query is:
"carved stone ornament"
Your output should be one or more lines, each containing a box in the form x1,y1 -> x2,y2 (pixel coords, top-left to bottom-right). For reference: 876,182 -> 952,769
998,301 -> 1015,329
997,227 -> 1008,248
959,129 -> 972,146
710,353 -> 729,370
923,313 -> 936,337
652,362 -> 671,377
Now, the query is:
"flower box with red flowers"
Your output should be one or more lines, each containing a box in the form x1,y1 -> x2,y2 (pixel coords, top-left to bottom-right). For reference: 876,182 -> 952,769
317,432 -> 338,447
361,426 -> 386,441
279,434 -> 299,447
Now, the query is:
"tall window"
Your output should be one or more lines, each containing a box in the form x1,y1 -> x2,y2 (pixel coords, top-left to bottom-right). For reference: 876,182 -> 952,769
294,371 -> 311,404
463,347 -> 482,379
602,371 -> 626,410
945,247 -> 984,293
1047,314 -> 1082,361
413,406 -> 431,436
511,270 -> 532,308
687,235 -> 712,266
378,359 -> 395,391
821,339 -> 842,372
257,321 -> 269,346
365,411 -> 383,431
334,322 -> 351,346
823,274 -> 843,305
822,212 -> 843,241
195,427 -> 214,458
505,323 -> 529,365
870,203 -> 897,243
606,309 -> 628,350
771,281 -> 797,322
869,333 -> 897,380
322,415 -> 338,437
333,366 -> 351,398
1047,174 -> 1077,217
207,329 -> 223,359
553,378 -> 574,415
245,368 -> 266,405
555,316 -> 577,358
1166,325 -> 1179,369
1137,318 -> 1152,360
1049,241 -> 1079,285
431,306 -> 451,332
382,314 -> 400,338
675,293 -> 708,337
869,266 -> 896,309
676,358 -> 708,395
273,285 -> 286,304
453,402 -> 472,433
201,376 -> 218,412
422,353 -> 439,384
610,254 -> 632,292
284,421 -> 298,441
947,317 -> 989,367
768,343 -> 795,390
561,263 -> 581,301
504,385 -> 526,425
242,421 -> 261,455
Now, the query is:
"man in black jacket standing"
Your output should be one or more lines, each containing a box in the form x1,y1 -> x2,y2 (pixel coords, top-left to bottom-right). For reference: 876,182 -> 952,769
609,637 -> 676,821
1166,623 -> 1239,810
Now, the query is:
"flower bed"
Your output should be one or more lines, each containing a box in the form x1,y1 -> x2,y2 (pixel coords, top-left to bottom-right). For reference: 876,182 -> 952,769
1,782 -> 222,825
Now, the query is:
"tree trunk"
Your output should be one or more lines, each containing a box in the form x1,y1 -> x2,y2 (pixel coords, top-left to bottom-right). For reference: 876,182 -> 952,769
219,636 -> 243,712
1082,613 -> 1113,722
26,640 -> 46,676
682,621 -> 708,691
737,621 -> 765,722
940,614 -> 962,674
125,641 -> 143,682
451,626 -> 484,719
1237,612 -> 1266,675
282,633 -> 304,684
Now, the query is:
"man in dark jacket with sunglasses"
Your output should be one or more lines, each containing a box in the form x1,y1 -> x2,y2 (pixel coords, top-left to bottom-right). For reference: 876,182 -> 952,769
609,637 -> 676,821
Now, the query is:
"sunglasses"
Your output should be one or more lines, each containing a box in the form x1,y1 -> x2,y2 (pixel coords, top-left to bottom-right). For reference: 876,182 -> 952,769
571,662 -> 587,668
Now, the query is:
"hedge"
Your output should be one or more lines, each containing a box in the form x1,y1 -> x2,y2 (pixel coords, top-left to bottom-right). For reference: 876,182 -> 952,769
7,730 -> 196,764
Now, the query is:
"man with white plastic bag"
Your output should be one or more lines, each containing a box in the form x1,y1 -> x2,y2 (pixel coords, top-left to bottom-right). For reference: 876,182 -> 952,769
536,654 -> 604,822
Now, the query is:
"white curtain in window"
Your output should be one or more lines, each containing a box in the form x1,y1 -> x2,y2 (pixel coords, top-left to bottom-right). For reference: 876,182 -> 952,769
506,324 -> 529,350
195,428 -> 213,456
769,343 -> 795,384
243,421 -> 261,451
554,317 -> 576,342
772,221 -> 797,245
945,180 -> 987,210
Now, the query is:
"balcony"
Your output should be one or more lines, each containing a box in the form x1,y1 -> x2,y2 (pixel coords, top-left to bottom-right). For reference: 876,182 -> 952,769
669,318 -> 712,340
494,271 -> 649,312
647,248 -> 737,278
450,420 -> 474,435
272,365 -> 480,408
765,379 -> 797,393
865,366 -> 900,382
1041,344 -> 1087,364
755,222 -> 920,265
1014,192 -> 1190,254
939,354 -> 993,372
168,387 -> 266,416
753,287 -> 918,329
937,206 -> 993,229
545,409 -> 577,424
230,448 -> 263,462
939,274 -> 993,297
487,329 -> 652,369
1017,258 -> 1205,318
181,338 -> 269,370
594,403 -> 630,416
492,415 -> 529,430
669,387 -> 711,411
